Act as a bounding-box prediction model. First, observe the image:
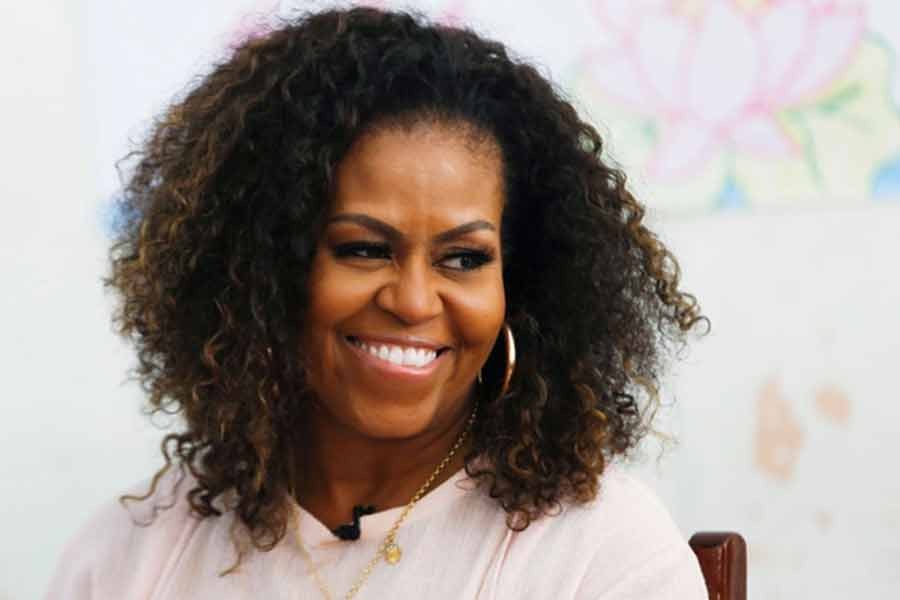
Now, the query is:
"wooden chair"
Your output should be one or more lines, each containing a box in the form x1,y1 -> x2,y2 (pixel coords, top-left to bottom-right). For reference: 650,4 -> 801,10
689,532 -> 747,600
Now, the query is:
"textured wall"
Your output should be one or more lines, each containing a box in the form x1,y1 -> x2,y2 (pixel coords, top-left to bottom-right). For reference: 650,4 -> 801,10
3,1 -> 897,598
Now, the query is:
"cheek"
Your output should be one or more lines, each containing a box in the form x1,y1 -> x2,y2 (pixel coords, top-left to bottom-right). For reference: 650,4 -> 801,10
307,268 -> 366,325
302,257 -> 370,367
451,275 -> 506,352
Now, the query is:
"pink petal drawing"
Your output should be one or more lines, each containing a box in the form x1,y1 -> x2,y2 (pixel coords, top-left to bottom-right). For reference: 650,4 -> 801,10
729,112 -> 796,156
227,0 -> 279,50
781,4 -> 865,105
686,2 -> 761,125
757,0 -> 813,99
592,0 -> 665,35
582,0 -> 867,180
592,0 -> 635,33
633,12 -> 692,113
438,0 -> 470,26
586,51 -> 657,113
648,119 -> 718,180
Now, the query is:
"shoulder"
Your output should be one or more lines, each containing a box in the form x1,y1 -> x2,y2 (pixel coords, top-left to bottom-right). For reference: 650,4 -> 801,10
562,464 -> 708,599
510,463 -> 685,549
478,463 -> 706,599
571,463 -> 686,543
44,466 -> 202,600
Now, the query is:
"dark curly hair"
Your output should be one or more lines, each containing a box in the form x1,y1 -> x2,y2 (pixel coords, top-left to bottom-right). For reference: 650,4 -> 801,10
105,5 -> 706,567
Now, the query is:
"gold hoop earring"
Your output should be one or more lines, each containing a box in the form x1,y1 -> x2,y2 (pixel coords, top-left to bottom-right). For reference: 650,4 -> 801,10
498,323 -> 516,400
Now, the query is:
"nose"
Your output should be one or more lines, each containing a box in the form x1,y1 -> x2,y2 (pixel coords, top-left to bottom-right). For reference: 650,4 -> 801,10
374,254 -> 443,325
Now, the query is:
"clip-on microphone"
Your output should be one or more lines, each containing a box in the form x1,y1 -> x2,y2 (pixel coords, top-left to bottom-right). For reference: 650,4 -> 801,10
332,504 -> 376,540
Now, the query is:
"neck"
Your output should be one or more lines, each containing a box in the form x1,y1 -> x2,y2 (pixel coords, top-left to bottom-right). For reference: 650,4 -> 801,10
292,398 -> 475,532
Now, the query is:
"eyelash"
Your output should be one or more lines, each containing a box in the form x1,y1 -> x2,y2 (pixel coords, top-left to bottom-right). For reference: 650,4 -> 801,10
332,242 -> 495,271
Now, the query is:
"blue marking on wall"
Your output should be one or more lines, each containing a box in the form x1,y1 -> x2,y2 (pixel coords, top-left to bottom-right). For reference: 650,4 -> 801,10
98,193 -> 138,238
715,173 -> 747,210
872,154 -> 900,201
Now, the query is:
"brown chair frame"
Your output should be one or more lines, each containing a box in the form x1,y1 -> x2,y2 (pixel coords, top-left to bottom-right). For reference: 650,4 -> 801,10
689,531 -> 747,600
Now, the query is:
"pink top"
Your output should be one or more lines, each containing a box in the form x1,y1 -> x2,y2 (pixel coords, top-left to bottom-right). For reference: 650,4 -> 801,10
46,463 -> 707,599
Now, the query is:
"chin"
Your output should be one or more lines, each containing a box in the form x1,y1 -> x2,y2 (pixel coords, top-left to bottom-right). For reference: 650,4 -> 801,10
342,394 -> 447,441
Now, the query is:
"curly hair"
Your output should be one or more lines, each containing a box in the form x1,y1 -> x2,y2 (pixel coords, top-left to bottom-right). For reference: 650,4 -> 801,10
105,5 -> 706,566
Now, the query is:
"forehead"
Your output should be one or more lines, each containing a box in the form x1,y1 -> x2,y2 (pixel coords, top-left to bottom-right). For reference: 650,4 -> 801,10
331,123 -> 505,226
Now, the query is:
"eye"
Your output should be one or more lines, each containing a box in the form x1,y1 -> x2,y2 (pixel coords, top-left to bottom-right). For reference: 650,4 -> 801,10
439,249 -> 495,271
332,242 -> 392,260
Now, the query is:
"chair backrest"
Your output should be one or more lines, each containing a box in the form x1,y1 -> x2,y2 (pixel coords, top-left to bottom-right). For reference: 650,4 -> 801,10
689,532 -> 747,600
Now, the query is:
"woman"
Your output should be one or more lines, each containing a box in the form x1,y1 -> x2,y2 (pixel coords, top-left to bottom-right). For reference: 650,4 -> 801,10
47,6 -> 709,599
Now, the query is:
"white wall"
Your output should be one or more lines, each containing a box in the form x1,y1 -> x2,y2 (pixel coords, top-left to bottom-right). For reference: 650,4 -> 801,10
660,206 -> 900,598
2,1 -> 898,598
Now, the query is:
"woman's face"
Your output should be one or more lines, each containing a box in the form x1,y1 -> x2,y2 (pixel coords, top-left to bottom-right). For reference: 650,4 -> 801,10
301,122 -> 506,440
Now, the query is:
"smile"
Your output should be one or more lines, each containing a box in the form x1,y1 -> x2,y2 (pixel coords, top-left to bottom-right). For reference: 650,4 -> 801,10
346,336 -> 446,368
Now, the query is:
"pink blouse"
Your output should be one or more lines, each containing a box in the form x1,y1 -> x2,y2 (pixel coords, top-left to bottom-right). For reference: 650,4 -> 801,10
46,463 -> 706,599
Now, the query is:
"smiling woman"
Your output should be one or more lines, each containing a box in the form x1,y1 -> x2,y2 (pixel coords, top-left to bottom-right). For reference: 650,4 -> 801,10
298,124 -> 507,534
46,6 -> 708,600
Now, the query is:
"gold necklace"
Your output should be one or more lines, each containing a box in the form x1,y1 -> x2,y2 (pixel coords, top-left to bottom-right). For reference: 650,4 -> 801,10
296,402 -> 478,600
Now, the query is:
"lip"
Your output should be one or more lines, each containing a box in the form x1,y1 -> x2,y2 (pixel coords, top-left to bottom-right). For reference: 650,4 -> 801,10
342,335 -> 450,382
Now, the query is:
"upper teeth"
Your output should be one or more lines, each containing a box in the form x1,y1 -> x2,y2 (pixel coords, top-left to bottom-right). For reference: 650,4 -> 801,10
351,339 -> 439,368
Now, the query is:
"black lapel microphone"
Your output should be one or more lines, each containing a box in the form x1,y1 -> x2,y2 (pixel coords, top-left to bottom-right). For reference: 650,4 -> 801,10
332,504 -> 376,540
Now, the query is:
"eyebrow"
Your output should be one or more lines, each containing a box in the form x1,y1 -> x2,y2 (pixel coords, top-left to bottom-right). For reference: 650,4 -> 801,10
326,213 -> 496,244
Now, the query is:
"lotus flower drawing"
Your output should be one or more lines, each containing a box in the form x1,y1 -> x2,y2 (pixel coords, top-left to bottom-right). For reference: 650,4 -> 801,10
584,0 -> 866,180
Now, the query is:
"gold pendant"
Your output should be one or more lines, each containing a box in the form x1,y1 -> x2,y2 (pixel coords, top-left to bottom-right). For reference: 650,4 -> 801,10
384,542 -> 402,565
